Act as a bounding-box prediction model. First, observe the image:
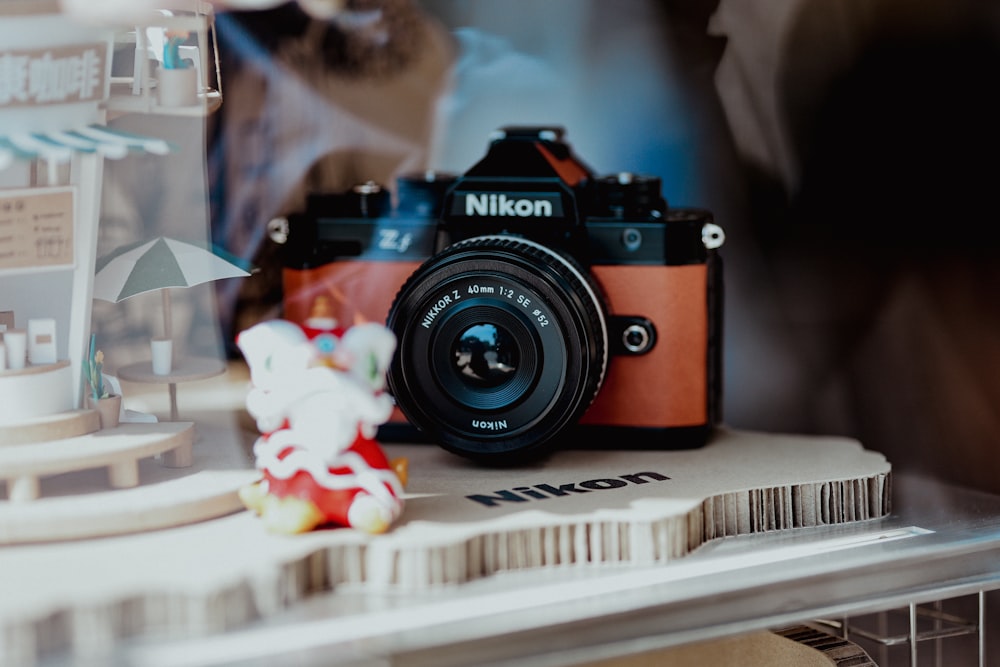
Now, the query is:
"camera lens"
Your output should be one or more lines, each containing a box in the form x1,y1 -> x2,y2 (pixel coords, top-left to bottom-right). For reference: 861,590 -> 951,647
386,235 -> 608,463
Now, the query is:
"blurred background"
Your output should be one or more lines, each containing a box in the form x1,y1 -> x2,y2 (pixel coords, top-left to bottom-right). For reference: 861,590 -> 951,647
92,0 -> 1000,496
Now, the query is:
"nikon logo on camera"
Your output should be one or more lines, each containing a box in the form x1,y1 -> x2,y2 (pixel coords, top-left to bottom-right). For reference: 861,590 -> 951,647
458,192 -> 563,218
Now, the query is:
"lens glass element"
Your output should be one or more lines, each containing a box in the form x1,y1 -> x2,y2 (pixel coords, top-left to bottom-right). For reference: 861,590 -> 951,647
429,298 -> 540,412
452,323 -> 518,389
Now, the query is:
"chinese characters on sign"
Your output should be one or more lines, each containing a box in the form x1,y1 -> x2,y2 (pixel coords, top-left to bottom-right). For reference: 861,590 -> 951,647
0,188 -> 75,272
0,44 -> 106,108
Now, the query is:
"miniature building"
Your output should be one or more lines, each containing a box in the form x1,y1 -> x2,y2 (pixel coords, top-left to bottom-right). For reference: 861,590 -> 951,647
0,1 -> 220,417
0,3 -> 239,526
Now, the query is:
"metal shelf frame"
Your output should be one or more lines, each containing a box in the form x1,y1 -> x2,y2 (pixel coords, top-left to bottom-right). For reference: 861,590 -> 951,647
102,470 -> 1000,667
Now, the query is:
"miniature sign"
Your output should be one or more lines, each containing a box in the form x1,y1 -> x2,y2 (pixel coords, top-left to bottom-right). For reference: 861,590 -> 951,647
0,187 -> 74,272
0,43 -> 107,109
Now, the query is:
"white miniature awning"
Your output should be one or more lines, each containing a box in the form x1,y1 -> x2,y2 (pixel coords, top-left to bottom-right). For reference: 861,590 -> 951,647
0,124 -> 172,168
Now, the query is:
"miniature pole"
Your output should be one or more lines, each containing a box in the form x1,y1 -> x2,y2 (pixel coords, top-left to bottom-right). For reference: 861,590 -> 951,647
162,288 -> 173,340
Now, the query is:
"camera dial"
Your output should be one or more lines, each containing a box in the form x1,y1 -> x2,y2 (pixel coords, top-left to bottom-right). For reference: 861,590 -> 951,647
396,171 -> 458,217
596,172 -> 666,219
351,181 -> 389,218
386,235 -> 609,463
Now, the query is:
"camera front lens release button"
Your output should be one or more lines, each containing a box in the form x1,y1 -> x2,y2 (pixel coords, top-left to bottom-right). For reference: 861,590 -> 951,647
623,324 -> 651,353
609,317 -> 656,355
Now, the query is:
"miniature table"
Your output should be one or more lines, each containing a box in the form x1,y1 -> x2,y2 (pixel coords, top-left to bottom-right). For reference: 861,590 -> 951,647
117,356 -> 225,422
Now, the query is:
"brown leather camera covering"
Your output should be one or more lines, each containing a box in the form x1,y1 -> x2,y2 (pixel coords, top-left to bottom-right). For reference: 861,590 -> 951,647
284,261 -> 421,427
285,261 -> 708,430
580,264 -> 708,428
283,261 -> 422,328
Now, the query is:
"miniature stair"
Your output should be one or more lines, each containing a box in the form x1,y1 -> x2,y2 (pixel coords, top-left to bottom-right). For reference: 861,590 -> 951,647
0,463 -> 255,543
0,409 -> 99,446
0,421 -> 194,501
0,417 -> 258,544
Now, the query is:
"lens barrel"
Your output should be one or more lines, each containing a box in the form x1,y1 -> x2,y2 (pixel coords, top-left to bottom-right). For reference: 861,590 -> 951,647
386,236 -> 608,463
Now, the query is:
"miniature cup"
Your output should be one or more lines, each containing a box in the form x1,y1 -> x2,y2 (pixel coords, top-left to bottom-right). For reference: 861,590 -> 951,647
27,317 -> 57,365
4,329 -> 26,370
157,67 -> 198,107
90,393 -> 122,429
151,337 -> 173,375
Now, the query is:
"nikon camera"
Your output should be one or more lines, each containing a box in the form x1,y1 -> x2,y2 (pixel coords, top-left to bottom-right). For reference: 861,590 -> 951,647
276,126 -> 725,464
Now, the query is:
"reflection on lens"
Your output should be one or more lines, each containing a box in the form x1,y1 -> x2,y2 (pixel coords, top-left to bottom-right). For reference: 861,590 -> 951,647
453,323 -> 518,389
431,303 -> 539,411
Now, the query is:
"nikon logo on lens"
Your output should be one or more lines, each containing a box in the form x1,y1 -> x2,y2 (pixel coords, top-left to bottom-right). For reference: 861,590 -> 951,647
459,192 -> 563,218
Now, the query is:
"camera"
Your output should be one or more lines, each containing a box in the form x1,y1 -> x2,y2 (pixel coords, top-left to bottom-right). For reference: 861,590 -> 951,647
277,126 -> 724,463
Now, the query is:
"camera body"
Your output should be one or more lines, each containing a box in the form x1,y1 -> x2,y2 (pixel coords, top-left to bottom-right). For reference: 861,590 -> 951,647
280,127 -> 724,463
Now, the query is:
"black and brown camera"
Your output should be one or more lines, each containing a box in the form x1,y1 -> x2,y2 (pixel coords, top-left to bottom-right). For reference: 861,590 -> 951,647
277,127 -> 725,463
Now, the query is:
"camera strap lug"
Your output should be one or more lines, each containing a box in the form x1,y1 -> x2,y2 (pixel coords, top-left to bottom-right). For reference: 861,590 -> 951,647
702,223 -> 725,250
268,217 -> 290,244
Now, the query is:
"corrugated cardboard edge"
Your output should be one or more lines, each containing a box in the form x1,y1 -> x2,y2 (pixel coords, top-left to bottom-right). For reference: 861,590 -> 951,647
325,470 -> 891,587
0,431 -> 892,665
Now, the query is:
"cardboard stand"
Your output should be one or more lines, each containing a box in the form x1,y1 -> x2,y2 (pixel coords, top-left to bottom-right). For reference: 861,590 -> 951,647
359,429 -> 892,586
0,427 -> 890,665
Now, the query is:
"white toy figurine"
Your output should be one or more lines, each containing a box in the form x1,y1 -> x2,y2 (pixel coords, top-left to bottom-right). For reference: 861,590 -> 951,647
236,307 -> 406,535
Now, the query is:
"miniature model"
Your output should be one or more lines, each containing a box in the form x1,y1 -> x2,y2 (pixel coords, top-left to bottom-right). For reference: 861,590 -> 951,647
0,7 -> 244,538
236,309 -> 406,535
82,333 -> 122,428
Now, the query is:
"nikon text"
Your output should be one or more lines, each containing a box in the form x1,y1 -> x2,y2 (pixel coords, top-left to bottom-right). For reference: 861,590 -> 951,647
465,193 -> 553,217
466,471 -> 670,507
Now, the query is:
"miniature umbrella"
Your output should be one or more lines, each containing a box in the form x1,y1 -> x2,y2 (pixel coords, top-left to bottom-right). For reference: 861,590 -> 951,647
93,236 -> 250,338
